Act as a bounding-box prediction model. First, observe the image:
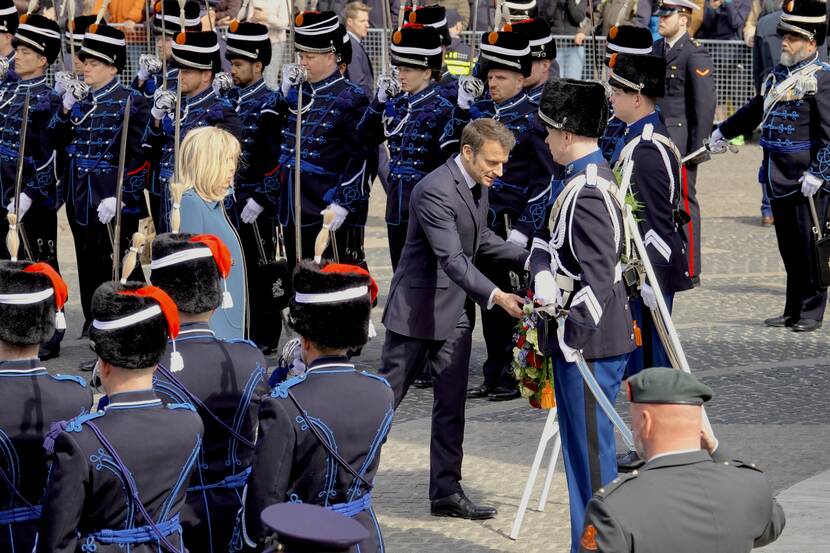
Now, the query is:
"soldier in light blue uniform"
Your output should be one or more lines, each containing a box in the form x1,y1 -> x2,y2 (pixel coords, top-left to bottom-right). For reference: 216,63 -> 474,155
357,24 -> 454,269
0,0 -> 18,86
38,282 -> 204,553
0,261 -> 91,553
144,29 -> 242,234
149,232 -> 270,553
244,261 -> 394,553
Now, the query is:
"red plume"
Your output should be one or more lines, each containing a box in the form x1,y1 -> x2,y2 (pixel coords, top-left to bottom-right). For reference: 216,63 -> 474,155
118,286 -> 180,339
23,263 -> 68,310
190,234 -> 232,279
321,263 -> 379,304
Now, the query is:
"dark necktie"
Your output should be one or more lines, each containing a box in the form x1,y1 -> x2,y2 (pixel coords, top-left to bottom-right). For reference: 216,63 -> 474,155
471,184 -> 482,206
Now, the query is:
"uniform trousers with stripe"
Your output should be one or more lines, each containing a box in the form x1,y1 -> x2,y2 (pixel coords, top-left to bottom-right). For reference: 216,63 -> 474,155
554,351 -> 628,553
625,293 -> 674,379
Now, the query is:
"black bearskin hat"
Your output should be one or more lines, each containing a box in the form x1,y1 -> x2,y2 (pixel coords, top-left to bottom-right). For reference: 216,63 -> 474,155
538,78 -> 609,138
0,0 -> 18,34
171,30 -> 222,73
150,233 -> 225,314
479,30 -> 532,78
79,23 -> 127,72
153,0 -> 202,37
608,53 -> 666,98
391,24 -> 444,71
777,0 -> 827,46
0,260 -> 64,345
508,17 -> 556,60
225,20 -> 273,66
14,14 -> 61,64
66,16 -> 97,51
405,5 -> 451,46
605,25 -> 653,65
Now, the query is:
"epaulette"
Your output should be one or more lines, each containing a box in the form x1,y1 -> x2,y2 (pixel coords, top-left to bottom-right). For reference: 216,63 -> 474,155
270,374 -> 306,398
64,410 -> 106,433
166,402 -> 197,412
594,469 -> 639,498
691,38 -> 702,48
718,458 -> 764,473
360,370 -> 392,388
52,373 -> 88,387
585,164 -> 599,187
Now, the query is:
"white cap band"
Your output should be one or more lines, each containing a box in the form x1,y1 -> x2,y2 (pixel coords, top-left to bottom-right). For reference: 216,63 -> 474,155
294,285 -> 368,304
92,305 -> 162,331
151,247 -> 214,270
0,288 -> 54,305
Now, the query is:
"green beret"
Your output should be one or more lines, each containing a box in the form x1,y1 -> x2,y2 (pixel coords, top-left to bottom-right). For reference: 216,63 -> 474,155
627,367 -> 713,405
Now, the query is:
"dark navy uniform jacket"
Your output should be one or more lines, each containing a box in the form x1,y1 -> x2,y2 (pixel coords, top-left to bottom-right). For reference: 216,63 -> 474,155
600,115 -> 627,162
131,67 -> 179,101
143,86 -> 242,233
441,91 -> 558,237
720,54 -> 830,199
244,357 -> 395,553
0,77 -> 61,211
611,112 -> 693,293
49,78 -> 150,226
38,389 -> 203,553
0,359 -> 91,553
259,70 -> 370,229
653,34 -> 717,158
357,83 -> 454,225
529,150 -> 636,359
153,322 -> 269,553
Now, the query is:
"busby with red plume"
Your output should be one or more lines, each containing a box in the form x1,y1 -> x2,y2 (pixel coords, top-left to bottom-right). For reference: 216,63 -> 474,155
0,260 -> 68,345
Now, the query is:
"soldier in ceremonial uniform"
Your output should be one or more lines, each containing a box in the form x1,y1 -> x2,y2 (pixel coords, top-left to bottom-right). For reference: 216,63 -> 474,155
259,503 -> 369,553
599,25 -> 655,161
530,79 -> 635,553
38,282 -> 204,552
509,17 -> 558,104
244,261 -> 394,553
653,0 -> 716,283
404,6 -> 459,102
145,29 -> 242,234
712,0 -> 830,332
0,0 -> 17,85
261,11 -> 369,266
149,232 -> 269,553
357,24 -> 454,269
607,53 -> 693,374
62,15 -> 94,75
441,31 -> 557,400
50,24 -> 150,339
0,261 -> 91,552
579,367 -> 786,552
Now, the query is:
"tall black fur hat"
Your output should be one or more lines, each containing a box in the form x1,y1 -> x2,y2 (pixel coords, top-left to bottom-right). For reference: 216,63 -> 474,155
153,0 -> 202,37
538,78 -> 609,138
171,30 -> 222,72
79,23 -> 127,72
225,20 -> 272,65
777,0 -> 827,46
89,282 -> 179,370
65,15 -> 97,51
508,17 -> 556,60
605,25 -> 653,65
405,5 -> 451,46
14,14 -> 61,64
391,24 -> 444,71
608,53 -> 665,98
503,0 -> 538,23
479,31 -> 532,78
150,233 -> 231,314
288,261 -> 378,351
0,0 -> 18,34
0,261 -> 67,345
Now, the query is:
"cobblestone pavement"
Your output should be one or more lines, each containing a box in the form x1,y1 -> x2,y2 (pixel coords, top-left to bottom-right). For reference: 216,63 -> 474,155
45,143 -> 830,551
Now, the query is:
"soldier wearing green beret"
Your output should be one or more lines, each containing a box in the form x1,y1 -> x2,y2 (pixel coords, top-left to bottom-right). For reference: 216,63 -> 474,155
578,367 -> 786,553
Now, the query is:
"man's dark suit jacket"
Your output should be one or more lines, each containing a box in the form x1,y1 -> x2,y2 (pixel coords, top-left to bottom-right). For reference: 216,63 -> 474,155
346,33 -> 374,98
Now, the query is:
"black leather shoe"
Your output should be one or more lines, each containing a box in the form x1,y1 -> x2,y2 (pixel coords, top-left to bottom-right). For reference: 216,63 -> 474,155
764,315 -> 795,328
430,491 -> 497,520
616,450 -> 645,473
466,383 -> 492,399
792,319 -> 822,332
79,359 -> 97,372
413,374 -> 433,389
488,386 -> 520,401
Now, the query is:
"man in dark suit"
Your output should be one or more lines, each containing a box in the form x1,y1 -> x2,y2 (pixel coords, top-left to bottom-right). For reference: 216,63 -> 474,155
344,1 -> 374,98
381,118 -> 529,519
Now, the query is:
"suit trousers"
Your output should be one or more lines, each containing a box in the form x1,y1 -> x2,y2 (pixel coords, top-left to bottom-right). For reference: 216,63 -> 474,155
380,310 -> 474,500
682,164 -> 702,279
625,293 -> 674,379
554,352 -> 628,553
236,215 -> 282,349
771,191 -> 830,322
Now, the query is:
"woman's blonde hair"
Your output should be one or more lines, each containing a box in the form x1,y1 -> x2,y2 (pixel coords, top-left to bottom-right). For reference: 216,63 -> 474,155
172,126 -> 241,202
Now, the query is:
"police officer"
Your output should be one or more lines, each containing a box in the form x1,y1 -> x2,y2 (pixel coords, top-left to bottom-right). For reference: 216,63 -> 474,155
607,53 -> 693,374
244,261 -> 394,553
0,261 -> 91,552
445,9 -> 473,78
712,0 -> 830,332
442,31 -> 557,400
50,23 -> 150,339
653,0 -> 716,283
38,282 -> 204,552
259,503 -> 369,553
530,79 -> 636,553
149,232 -> 270,553
0,0 -> 17,85
579,367 -> 786,552
509,17 -> 558,103
599,25 -> 655,161
358,24 -> 454,269
223,20 -> 283,351
145,29 -> 242,234
262,11 -> 369,266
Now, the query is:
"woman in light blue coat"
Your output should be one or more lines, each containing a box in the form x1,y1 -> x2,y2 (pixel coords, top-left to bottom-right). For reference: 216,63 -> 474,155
170,126 -> 248,339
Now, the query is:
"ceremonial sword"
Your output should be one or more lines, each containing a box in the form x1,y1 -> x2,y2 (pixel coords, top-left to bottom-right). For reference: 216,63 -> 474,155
681,137 -> 738,165
287,0 -> 304,261
111,94 -> 132,281
5,92 -> 33,261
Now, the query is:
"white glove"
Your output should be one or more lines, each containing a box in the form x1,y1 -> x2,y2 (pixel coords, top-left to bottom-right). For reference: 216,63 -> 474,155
641,283 -> 658,310
800,172 -> 823,197
507,228 -> 528,246
6,192 -> 32,220
212,72 -> 233,95
321,203 -> 348,232
0,57 -> 8,82
97,197 -> 117,225
241,197 -> 265,224
54,71 -> 73,95
533,270 -> 561,307
137,54 -> 162,81
557,325 -> 579,363
708,128 -> 728,154
283,338 -> 307,377
458,76 -> 484,110
375,73 -> 401,103
151,88 -> 176,121
280,63 -> 306,97
61,79 -> 89,111
62,88 -> 78,111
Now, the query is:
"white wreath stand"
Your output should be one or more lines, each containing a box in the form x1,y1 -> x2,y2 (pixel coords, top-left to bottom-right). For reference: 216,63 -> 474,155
509,406 -> 562,540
